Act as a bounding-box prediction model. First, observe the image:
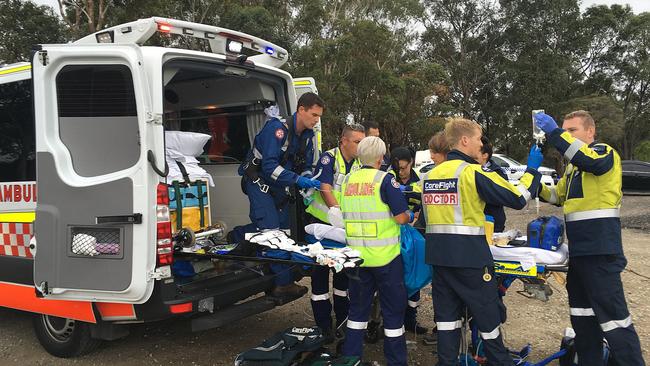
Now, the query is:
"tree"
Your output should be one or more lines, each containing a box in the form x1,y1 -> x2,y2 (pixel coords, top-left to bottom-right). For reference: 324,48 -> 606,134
0,0 -> 66,63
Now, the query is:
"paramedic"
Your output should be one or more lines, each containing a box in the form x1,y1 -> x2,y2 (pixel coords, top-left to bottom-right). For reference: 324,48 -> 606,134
421,130 -> 451,347
420,118 -> 542,366
340,136 -> 413,366
388,147 -> 427,335
429,131 -> 450,166
238,92 -> 324,297
364,121 -> 390,171
477,136 -> 508,233
535,110 -> 645,365
305,123 -> 365,340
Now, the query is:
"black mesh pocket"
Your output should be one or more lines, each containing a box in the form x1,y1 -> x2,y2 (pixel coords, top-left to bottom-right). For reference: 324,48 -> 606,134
70,227 -> 121,257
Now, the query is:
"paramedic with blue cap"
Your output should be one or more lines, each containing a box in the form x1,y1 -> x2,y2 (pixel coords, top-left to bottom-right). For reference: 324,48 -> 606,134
238,92 -> 324,297
340,136 -> 413,366
420,118 -> 542,366
535,110 -> 645,365
305,123 -> 365,341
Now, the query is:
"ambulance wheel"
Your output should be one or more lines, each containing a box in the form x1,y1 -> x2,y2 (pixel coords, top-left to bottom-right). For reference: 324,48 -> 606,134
33,314 -> 101,357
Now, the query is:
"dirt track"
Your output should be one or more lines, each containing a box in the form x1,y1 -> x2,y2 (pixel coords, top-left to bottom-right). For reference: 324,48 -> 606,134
1,196 -> 649,365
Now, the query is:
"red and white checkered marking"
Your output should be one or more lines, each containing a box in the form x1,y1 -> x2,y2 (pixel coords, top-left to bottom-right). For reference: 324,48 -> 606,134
1,222 -> 34,258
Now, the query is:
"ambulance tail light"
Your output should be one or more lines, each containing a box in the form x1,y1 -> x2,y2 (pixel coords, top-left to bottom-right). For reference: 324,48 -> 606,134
156,183 -> 173,266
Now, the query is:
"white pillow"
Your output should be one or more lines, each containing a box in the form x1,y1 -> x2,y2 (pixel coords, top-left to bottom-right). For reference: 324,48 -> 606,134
165,131 -> 212,157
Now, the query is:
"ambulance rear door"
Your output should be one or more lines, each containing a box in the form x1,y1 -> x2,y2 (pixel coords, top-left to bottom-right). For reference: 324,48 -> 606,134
31,44 -> 157,303
293,77 -> 321,151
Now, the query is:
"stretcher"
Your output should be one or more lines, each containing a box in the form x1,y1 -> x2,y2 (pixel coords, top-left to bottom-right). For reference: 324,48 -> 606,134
491,241 -> 569,301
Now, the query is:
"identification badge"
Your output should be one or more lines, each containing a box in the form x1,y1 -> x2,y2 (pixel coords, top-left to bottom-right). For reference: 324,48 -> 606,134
422,178 -> 459,205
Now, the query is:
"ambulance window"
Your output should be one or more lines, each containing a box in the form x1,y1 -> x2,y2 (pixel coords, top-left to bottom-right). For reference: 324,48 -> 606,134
55,65 -> 140,177
0,79 -> 35,182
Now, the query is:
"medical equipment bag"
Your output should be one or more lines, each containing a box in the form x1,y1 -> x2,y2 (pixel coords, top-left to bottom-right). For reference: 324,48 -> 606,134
527,216 -> 564,251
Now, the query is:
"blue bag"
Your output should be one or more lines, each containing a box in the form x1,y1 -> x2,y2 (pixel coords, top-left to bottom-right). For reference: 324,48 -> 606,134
400,225 -> 432,297
527,216 -> 564,251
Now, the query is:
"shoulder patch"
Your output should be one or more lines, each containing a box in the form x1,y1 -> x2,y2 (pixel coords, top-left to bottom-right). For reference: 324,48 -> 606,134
482,165 -> 492,172
275,128 -> 285,139
320,154 -> 331,165
591,144 -> 607,154
391,176 -> 400,189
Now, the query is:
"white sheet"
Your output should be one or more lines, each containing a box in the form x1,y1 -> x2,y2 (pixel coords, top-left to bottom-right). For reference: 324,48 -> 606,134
490,240 -> 569,270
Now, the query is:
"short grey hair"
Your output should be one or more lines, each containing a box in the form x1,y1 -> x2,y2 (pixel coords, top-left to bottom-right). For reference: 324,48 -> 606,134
357,136 -> 386,166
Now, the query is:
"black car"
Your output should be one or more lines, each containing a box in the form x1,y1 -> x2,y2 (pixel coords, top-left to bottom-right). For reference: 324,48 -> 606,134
622,160 -> 650,194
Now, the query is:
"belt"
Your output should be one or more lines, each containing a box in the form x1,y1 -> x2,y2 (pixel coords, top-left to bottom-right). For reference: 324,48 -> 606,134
565,208 -> 620,222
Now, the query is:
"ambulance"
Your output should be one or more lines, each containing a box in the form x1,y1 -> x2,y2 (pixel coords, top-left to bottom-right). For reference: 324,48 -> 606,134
0,17 -> 318,357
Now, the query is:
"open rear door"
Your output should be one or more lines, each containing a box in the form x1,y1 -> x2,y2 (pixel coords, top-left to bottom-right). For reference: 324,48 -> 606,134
32,44 -> 156,303
293,77 -> 321,151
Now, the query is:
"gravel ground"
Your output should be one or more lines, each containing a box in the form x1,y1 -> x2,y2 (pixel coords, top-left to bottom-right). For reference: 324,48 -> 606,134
1,196 -> 649,365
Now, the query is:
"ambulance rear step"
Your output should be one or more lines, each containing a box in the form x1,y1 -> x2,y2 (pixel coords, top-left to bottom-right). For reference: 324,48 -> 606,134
191,296 -> 276,332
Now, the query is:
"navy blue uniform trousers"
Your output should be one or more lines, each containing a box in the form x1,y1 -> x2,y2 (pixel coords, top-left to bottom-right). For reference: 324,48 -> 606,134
342,256 -> 407,366
244,179 -> 292,286
567,255 -> 645,365
432,265 -> 511,366
310,266 -> 349,332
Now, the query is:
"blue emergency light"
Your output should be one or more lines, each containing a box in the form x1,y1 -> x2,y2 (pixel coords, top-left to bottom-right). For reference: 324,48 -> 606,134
265,46 -> 275,55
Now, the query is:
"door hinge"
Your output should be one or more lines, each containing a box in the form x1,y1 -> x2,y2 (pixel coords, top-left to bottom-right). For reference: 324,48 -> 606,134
35,281 -> 49,297
148,266 -> 172,281
38,51 -> 49,66
146,111 -> 163,125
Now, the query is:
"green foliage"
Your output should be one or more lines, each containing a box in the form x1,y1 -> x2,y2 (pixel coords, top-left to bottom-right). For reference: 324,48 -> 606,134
634,141 -> 650,162
0,0 -> 66,63
2,0 -> 649,160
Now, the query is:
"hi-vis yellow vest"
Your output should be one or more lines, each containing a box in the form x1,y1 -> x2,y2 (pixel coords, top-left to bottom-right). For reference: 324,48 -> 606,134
306,147 -> 361,223
341,169 -> 401,267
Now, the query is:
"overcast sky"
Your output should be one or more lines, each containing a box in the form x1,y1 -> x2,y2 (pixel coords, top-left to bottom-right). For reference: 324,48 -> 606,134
32,0 -> 650,15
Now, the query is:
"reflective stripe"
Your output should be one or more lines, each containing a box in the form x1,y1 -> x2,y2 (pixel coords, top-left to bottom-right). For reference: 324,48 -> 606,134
408,300 -> 418,308
271,166 -> 285,181
311,293 -> 330,301
0,64 -> 31,75
453,162 -> 468,224
479,326 -> 501,340
565,208 -> 620,222
601,316 -> 632,332
346,236 -> 400,247
570,307 -> 595,317
564,139 -> 585,160
333,288 -> 348,297
253,147 -> 263,159
0,212 -> 36,223
347,320 -> 368,330
517,184 -> 532,201
548,187 -> 558,204
309,200 -> 329,214
437,320 -> 462,331
343,211 -> 393,220
384,326 -> 405,337
426,225 -> 485,235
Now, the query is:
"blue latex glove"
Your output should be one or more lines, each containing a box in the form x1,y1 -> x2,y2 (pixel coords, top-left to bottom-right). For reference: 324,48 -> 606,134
399,184 -> 407,192
527,145 -> 544,170
407,210 -> 415,223
296,176 -> 322,190
534,112 -> 559,134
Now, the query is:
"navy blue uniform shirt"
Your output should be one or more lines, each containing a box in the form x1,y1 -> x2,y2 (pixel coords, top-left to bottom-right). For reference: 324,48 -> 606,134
239,113 -> 315,188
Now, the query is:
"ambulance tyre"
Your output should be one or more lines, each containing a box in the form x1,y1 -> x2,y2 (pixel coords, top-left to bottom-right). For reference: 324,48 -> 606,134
33,314 -> 102,357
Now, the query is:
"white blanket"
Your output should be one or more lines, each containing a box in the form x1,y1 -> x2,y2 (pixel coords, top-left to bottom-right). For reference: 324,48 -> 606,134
490,240 -> 569,270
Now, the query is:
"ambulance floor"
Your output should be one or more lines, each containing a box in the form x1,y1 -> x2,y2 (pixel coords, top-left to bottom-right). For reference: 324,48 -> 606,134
1,198 -> 649,365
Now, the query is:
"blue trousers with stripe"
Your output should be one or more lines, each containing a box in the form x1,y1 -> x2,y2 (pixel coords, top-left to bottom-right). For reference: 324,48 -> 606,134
342,256 -> 407,366
310,266 -> 349,332
567,255 -> 645,365
431,266 -> 511,366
